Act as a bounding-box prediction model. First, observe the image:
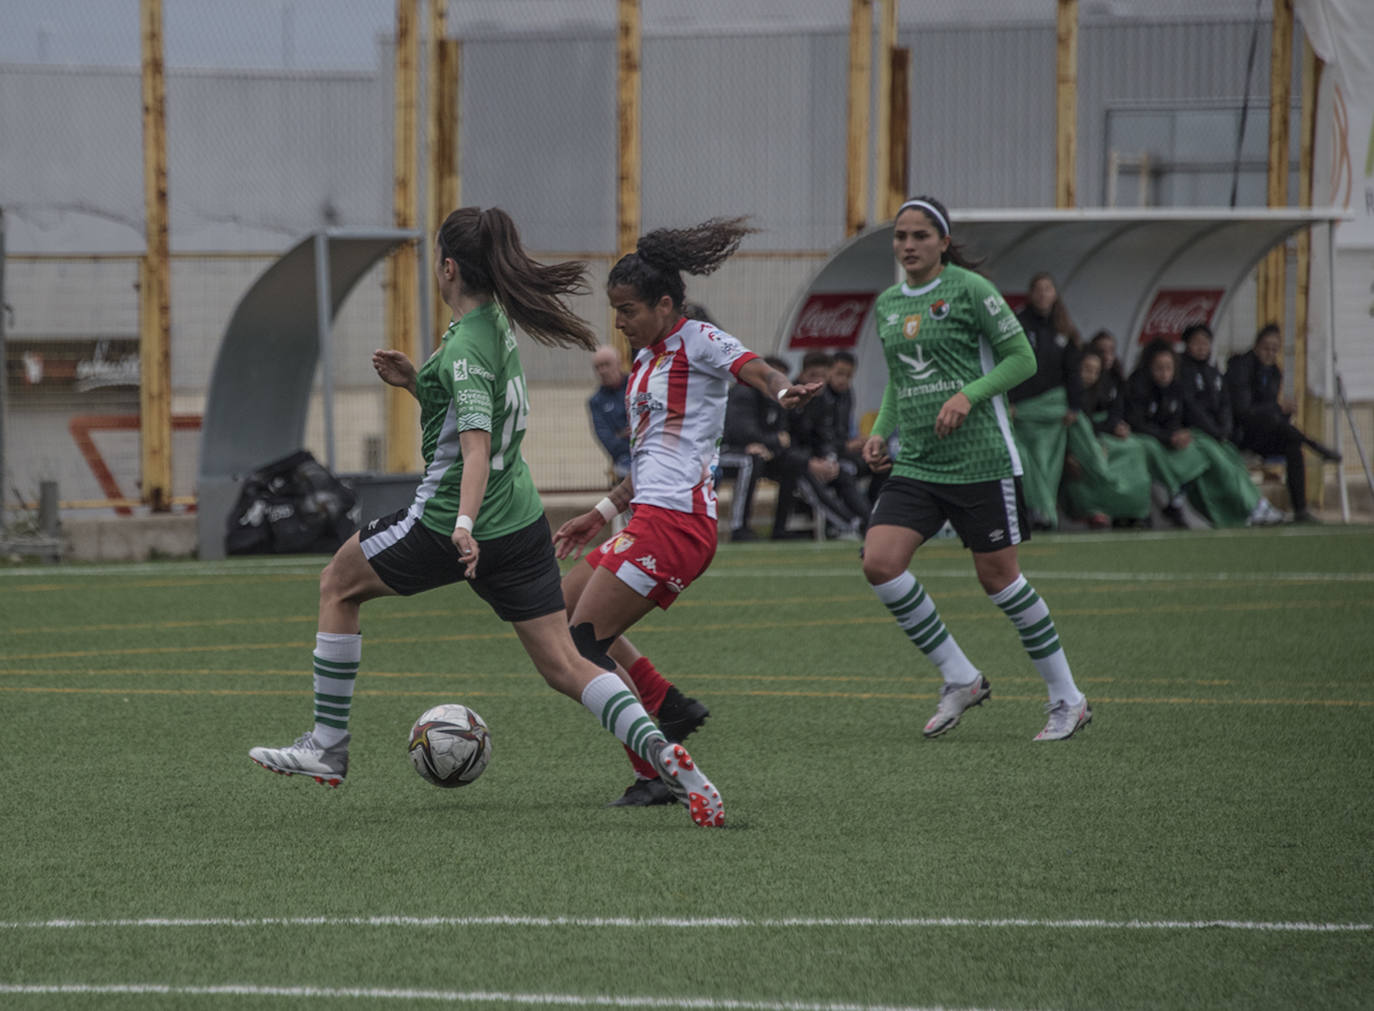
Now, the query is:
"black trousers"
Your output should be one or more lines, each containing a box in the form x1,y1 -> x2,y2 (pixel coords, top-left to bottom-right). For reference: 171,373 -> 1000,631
1236,415 -> 1307,512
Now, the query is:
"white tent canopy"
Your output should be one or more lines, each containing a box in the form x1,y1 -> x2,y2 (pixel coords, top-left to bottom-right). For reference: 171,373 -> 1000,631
772,208 -> 1347,421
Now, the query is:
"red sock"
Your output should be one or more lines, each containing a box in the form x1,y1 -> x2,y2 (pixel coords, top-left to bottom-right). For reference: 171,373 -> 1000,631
627,656 -> 671,716
624,745 -> 657,779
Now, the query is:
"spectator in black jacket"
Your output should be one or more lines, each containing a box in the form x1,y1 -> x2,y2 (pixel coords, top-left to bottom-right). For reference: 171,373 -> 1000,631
1010,272 -> 1084,418
788,351 -> 867,536
1082,332 -> 1129,439
1225,324 -> 1339,523
1178,323 -> 1232,443
719,355 -> 801,541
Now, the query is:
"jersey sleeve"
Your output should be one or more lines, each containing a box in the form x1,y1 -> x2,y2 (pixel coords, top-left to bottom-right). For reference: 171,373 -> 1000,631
970,274 -> 1026,348
439,340 -> 498,433
686,324 -> 759,380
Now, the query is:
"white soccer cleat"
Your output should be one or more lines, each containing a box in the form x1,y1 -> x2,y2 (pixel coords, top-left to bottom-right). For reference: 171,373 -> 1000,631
923,675 -> 991,738
249,731 -> 349,787
1034,697 -> 1092,741
652,742 -> 725,828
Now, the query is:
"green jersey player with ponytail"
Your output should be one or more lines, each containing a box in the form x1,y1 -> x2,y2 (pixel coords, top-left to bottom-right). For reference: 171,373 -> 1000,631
860,195 -> 1093,742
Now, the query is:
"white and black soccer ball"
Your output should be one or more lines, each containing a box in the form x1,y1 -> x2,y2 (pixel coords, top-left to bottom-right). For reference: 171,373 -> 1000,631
407,703 -> 491,788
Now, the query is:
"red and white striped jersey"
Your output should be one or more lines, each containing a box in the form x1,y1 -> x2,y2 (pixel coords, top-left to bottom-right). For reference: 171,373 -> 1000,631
625,317 -> 760,516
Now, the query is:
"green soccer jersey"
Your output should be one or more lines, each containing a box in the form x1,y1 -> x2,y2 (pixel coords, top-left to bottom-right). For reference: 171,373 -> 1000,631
873,263 -> 1029,483
412,301 -> 543,539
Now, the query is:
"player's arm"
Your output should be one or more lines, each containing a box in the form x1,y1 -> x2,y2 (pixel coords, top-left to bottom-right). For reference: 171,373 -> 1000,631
737,356 -> 820,409
863,379 -> 896,471
452,429 -> 490,577
553,473 -> 635,561
372,348 -> 419,397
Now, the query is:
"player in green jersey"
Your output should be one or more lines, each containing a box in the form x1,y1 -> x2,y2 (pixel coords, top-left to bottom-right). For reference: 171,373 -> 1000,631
250,206 -> 724,827
860,196 -> 1092,742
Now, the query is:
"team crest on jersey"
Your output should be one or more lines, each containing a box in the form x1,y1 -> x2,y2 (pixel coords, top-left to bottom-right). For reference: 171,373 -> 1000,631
929,299 -> 950,320
453,359 -> 469,381
504,330 -> 517,353
903,315 -> 922,340
608,532 -> 635,555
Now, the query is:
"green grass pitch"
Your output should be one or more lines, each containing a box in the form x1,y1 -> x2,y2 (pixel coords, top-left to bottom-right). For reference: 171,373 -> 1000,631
1,525 -> 1371,1009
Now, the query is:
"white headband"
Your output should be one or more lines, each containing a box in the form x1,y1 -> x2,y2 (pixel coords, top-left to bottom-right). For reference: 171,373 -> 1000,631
897,199 -> 949,237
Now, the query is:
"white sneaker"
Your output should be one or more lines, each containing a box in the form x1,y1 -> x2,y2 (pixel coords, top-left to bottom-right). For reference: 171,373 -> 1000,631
923,675 -> 991,738
1034,698 -> 1092,741
652,742 -> 724,827
249,731 -> 349,787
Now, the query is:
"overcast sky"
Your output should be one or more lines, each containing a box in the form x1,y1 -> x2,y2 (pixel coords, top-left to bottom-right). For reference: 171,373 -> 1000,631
3,0 -> 1266,71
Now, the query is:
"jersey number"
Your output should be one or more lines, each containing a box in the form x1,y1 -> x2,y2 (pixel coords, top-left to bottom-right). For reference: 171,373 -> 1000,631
491,376 -> 529,472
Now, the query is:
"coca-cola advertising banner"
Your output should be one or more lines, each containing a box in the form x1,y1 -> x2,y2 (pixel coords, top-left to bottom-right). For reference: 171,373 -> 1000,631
787,291 -> 877,349
1136,288 -> 1224,345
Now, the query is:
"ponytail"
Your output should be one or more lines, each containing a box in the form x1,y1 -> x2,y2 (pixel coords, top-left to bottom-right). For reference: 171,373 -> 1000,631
438,207 -> 597,350
607,216 -> 757,312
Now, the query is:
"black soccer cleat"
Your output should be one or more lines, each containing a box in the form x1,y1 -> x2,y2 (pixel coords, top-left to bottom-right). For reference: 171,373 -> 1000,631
657,685 -> 710,744
607,777 -> 675,807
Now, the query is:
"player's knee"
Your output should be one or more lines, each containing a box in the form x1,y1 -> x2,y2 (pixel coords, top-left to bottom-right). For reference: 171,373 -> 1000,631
569,621 -> 617,672
862,553 -> 902,586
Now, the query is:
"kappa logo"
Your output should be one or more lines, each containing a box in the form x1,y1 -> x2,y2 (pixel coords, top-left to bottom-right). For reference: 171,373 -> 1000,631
896,344 -> 937,380
929,299 -> 951,320
453,359 -> 469,382
636,554 -> 658,572
903,315 -> 922,340
984,295 -> 1003,317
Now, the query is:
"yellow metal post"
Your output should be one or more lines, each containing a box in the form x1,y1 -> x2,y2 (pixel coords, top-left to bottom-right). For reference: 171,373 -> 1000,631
139,0 -> 172,510
1295,38 -> 1326,506
846,0 -> 873,236
386,0 -> 421,473
427,0 -> 460,348
1055,0 -> 1079,208
1257,0 -> 1293,332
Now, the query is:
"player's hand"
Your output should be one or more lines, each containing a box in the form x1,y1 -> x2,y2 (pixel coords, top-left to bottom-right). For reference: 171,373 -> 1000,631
450,528 -> 480,578
373,349 -> 418,392
552,510 -> 605,561
862,434 -> 892,473
934,391 -> 972,438
778,381 -> 823,409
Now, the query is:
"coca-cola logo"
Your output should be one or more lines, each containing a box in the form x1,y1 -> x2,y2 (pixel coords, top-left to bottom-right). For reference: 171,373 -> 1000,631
788,291 -> 877,348
1137,289 -> 1223,345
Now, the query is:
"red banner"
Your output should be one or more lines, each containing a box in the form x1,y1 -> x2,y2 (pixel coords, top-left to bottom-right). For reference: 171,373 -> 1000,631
787,291 -> 877,349
1136,288 -> 1224,345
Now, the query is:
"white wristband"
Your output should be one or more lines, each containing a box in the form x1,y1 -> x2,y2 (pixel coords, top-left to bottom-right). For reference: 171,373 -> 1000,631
454,514 -> 474,533
595,497 -> 619,522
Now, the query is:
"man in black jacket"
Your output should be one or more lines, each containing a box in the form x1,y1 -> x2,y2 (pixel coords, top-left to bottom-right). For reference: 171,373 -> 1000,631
1225,324 -> 1339,523
718,356 -> 803,541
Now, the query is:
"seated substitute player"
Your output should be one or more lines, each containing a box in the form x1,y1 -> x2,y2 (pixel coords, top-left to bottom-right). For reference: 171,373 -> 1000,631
248,206 -> 723,828
552,217 -> 821,803
860,196 -> 1092,741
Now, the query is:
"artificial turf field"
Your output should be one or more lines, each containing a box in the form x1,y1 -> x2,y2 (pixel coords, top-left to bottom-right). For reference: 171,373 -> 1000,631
1,524 -> 1371,1010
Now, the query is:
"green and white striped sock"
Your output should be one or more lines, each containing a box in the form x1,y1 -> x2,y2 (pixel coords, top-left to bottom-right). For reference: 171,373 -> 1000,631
312,632 -> 360,747
989,575 -> 1082,705
873,572 -> 980,685
580,671 -> 665,763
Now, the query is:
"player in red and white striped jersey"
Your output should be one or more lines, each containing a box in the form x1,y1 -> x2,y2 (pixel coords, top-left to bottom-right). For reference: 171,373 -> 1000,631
554,218 -> 820,807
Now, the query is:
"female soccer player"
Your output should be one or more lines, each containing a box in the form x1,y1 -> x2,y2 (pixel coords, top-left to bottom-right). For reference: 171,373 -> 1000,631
249,206 -> 723,827
552,217 -> 820,798
860,196 -> 1092,741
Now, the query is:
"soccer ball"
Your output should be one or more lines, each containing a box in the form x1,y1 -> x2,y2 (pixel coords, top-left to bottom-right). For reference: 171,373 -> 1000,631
407,703 -> 491,788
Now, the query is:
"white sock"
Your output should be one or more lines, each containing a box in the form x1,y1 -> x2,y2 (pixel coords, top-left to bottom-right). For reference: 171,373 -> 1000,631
312,632 -> 360,747
873,572 -> 980,685
988,575 -> 1083,706
580,672 -> 664,763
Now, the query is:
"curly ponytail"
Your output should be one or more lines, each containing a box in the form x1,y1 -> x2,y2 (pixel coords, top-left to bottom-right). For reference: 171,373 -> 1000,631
607,216 -> 757,312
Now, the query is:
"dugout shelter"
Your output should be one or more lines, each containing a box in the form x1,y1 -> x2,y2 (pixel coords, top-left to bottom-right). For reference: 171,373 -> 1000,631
196,228 -> 418,561
774,208 -> 1348,431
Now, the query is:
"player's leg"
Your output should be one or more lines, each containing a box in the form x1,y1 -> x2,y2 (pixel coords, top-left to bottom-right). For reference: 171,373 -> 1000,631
249,509 -> 457,785
863,478 -> 986,738
609,636 -> 709,744
968,479 -> 1089,741
511,610 -> 723,828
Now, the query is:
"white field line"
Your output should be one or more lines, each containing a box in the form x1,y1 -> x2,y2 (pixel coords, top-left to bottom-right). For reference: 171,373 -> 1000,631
1,915 -> 1368,932
0,985 -> 975,1011
4,560 -> 1374,583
